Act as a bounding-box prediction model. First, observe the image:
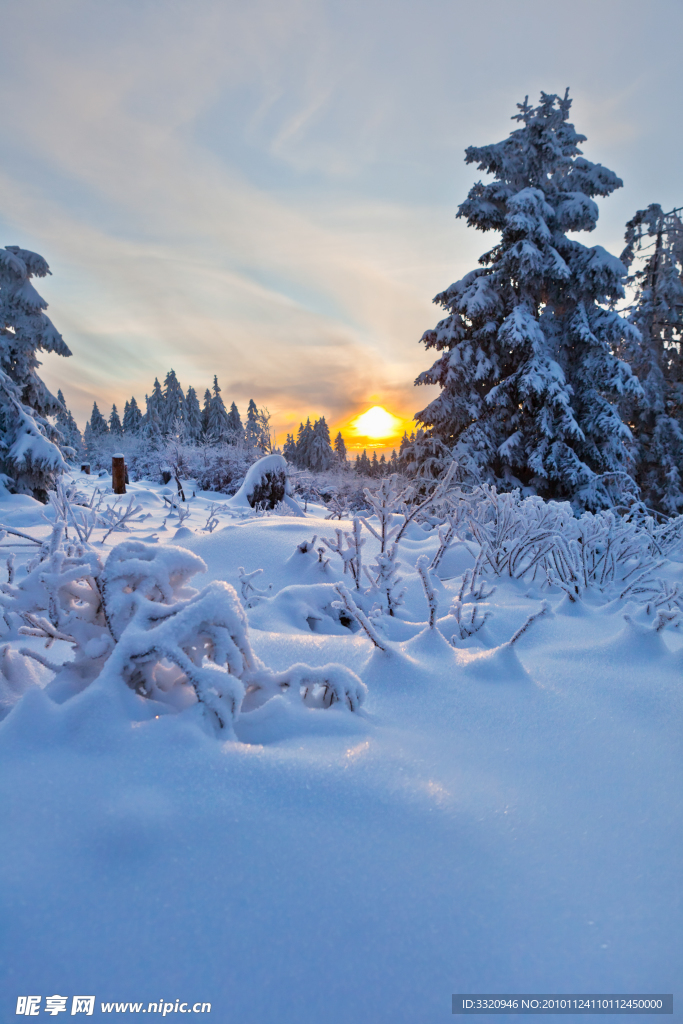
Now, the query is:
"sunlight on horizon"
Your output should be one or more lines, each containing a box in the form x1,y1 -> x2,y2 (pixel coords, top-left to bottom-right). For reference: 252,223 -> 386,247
350,405 -> 404,439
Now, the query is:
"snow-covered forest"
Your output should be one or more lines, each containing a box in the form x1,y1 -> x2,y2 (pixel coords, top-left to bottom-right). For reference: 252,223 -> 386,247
1,90 -> 681,1021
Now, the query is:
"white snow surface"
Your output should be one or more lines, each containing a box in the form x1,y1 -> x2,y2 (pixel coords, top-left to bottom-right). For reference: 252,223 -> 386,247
0,472 -> 681,1021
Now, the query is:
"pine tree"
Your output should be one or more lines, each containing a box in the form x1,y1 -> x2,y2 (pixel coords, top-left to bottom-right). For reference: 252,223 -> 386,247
296,418 -> 314,468
256,406 -> 271,452
163,369 -> 185,435
371,450 -> 380,477
123,396 -> 142,434
245,398 -> 260,447
226,399 -> 243,442
207,377 -> 231,442
55,389 -> 82,457
334,431 -> 347,463
0,246 -> 71,497
357,450 -> 371,475
143,378 -> 164,439
416,90 -> 641,510
184,386 -> 202,441
283,433 -> 297,462
310,416 -> 334,472
89,402 -> 109,436
201,389 -> 211,438
379,453 -> 387,476
390,449 -> 399,473
109,404 -> 123,435
619,204 -> 683,513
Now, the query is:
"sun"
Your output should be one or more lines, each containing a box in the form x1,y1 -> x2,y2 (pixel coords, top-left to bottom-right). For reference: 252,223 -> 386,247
351,406 -> 402,439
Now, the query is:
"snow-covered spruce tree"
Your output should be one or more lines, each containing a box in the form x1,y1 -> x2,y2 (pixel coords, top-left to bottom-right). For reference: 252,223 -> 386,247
201,388 -> 211,437
184,386 -> 202,441
310,416 -> 334,472
226,399 -> 243,443
162,369 -> 185,435
207,377 -> 231,442
334,431 -> 347,464
416,90 -> 641,510
0,247 -> 72,497
283,433 -> 297,463
109,404 -> 123,436
55,389 -> 83,458
89,402 -> 109,436
619,204 -> 683,513
122,397 -> 142,435
295,418 -> 314,468
245,398 -> 260,447
143,378 -> 164,439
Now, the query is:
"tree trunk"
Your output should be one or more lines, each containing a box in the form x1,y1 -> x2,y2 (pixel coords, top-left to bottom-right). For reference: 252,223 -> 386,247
112,454 -> 126,494
80,463 -> 90,475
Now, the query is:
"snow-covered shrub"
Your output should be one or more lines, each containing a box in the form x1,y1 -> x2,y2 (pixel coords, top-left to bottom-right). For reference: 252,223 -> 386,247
83,433 -> 262,495
459,484 -> 683,603
0,495 -> 366,728
321,519 -> 366,590
364,542 -> 405,617
231,453 -> 301,512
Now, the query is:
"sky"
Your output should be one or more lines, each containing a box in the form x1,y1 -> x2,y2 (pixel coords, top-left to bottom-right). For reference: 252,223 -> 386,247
1,0 -> 682,451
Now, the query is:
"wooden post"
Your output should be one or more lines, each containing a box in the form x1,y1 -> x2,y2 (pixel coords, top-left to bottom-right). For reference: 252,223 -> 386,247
80,462 -> 90,475
112,454 -> 126,494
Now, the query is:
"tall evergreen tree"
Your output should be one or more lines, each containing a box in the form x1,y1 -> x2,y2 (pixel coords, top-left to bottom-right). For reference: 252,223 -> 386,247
255,406 -> 271,452
109,404 -> 123,435
89,402 -> 109,436
163,369 -> 185,434
201,388 -> 212,438
310,416 -> 334,472
184,386 -> 202,441
0,246 -> 71,496
207,377 -> 231,441
55,389 -> 82,457
245,398 -> 260,447
283,433 -> 297,463
296,418 -> 314,468
334,431 -> 347,463
416,90 -> 641,509
226,399 -> 243,442
123,396 -> 142,434
619,204 -> 683,513
144,378 -> 164,439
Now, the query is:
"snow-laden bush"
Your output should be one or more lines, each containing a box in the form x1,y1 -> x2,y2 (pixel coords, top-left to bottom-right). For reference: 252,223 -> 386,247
82,433 -> 263,495
231,454 -> 304,514
300,474 -> 683,639
0,493 -> 366,730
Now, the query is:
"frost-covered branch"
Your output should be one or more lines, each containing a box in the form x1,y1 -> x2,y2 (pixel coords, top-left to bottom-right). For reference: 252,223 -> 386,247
333,583 -> 388,651
416,555 -> 438,628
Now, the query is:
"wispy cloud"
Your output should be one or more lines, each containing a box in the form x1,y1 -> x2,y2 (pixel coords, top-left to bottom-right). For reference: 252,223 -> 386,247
0,0 -> 681,440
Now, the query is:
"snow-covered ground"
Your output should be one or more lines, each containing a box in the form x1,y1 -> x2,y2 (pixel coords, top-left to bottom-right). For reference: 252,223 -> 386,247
1,471 -> 681,1022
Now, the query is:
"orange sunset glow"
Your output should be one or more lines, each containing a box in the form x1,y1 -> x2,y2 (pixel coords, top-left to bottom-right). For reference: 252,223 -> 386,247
345,405 -> 410,450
